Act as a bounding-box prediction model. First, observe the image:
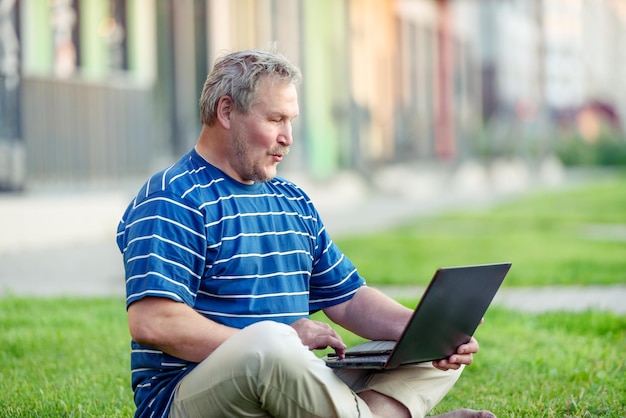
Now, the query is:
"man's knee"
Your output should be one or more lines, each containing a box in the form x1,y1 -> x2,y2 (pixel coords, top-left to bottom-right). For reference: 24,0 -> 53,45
209,321 -> 312,377
236,321 -> 305,354
172,321 -> 312,411
235,321 -> 317,375
174,321 -> 367,418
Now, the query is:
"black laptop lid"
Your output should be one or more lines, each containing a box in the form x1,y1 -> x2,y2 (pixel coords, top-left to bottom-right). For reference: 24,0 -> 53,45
386,262 -> 511,368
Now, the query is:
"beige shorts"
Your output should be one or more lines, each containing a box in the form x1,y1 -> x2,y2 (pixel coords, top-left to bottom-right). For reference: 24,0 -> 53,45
169,321 -> 462,418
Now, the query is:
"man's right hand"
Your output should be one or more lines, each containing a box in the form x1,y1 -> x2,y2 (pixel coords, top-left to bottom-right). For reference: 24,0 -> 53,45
290,318 -> 347,358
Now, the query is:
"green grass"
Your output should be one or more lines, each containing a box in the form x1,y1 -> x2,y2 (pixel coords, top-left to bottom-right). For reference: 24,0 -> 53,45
1,298 -> 624,417
2,172 -> 625,416
314,307 -> 626,417
335,171 -> 626,286
0,298 -> 134,417
431,308 -> 626,417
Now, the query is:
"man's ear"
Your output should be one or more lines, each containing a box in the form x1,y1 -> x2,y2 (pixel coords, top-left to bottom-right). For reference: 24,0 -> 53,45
216,95 -> 234,129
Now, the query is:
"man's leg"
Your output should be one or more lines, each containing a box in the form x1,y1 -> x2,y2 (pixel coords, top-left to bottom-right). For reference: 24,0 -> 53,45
169,321 -> 372,418
335,362 -> 464,418
358,390 -> 495,418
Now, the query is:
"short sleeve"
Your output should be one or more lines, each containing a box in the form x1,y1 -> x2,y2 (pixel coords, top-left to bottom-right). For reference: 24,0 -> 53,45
117,192 -> 207,308
308,221 -> 365,311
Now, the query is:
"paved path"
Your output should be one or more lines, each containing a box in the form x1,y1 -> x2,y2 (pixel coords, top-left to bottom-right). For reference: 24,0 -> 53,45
375,285 -> 626,315
1,162 -> 624,315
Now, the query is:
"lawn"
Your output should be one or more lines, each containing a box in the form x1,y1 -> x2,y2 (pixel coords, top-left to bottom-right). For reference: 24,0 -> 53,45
1,171 -> 625,417
0,298 -> 133,417
335,171 -> 626,286
317,307 -> 626,417
1,298 -> 624,417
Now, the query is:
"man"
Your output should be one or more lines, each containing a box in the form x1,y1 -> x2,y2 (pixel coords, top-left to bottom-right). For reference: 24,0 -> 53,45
116,49 -> 494,418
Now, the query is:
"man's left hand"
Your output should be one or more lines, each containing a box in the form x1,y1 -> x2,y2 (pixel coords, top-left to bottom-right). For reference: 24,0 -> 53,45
432,336 -> 480,371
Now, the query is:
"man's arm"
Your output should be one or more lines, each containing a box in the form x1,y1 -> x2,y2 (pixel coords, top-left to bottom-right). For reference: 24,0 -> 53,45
323,286 -> 412,342
127,297 -> 238,363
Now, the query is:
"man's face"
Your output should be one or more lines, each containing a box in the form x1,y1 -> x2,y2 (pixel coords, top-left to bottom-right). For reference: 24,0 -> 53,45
228,77 -> 299,183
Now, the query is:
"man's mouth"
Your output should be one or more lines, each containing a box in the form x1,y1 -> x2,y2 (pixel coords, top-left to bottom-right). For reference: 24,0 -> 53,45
270,148 -> 289,162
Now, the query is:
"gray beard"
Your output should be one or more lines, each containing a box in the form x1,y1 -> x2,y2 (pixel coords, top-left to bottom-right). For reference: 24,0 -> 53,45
231,134 -> 277,183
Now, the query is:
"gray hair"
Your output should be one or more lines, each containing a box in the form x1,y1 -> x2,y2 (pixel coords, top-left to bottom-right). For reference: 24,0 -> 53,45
199,49 -> 302,126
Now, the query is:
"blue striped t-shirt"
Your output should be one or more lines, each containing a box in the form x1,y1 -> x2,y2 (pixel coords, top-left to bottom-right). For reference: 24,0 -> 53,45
116,149 -> 365,418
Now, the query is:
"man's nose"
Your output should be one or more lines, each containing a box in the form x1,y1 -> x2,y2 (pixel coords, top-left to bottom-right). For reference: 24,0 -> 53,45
278,122 -> 293,146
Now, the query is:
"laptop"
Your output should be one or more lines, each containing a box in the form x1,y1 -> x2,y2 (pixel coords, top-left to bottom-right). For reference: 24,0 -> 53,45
325,262 -> 511,369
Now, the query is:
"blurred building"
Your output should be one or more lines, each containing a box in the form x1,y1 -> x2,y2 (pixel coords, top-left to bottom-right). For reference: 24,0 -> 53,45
543,0 -> 626,141
0,0 -> 23,190
478,0 -> 544,159
1,0 -> 625,189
